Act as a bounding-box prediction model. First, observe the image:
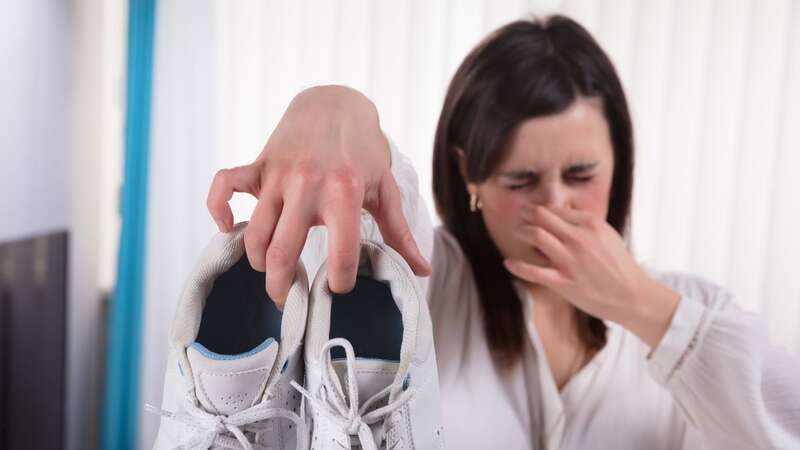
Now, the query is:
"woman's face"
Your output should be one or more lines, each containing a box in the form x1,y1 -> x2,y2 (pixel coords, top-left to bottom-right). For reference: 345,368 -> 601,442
475,98 -> 615,267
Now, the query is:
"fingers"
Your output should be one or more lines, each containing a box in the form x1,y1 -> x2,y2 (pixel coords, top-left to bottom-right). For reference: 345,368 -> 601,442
513,224 -> 572,269
522,204 -> 595,228
550,205 -> 596,228
207,164 -> 261,232
504,259 -> 567,289
263,190 -> 313,309
320,175 -> 365,294
520,205 -> 582,245
244,188 -> 283,272
371,173 -> 432,276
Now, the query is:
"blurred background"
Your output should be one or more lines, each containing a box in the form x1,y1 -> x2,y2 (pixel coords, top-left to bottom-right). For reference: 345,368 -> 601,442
2,0 -> 799,448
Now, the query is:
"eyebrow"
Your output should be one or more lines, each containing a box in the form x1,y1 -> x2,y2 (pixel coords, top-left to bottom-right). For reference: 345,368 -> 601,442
497,161 -> 600,179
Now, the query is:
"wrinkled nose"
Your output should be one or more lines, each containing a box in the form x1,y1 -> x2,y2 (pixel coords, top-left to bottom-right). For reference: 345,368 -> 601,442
530,182 -> 568,209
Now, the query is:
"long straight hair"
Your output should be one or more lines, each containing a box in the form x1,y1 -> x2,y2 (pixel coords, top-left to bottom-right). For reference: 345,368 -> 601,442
432,16 -> 635,368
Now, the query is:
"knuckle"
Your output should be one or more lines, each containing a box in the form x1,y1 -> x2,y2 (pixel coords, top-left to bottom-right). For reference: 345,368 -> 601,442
532,205 -> 546,220
331,248 -> 359,273
531,227 -> 546,241
326,169 -> 363,198
397,227 -> 415,246
213,168 -> 232,185
573,236 -> 590,252
265,242 -> 292,268
294,161 -> 323,187
395,230 -> 422,262
206,195 -> 217,212
243,227 -> 268,250
586,216 -> 603,231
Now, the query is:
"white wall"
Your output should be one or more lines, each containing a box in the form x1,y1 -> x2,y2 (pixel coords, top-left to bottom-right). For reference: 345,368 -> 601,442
2,0 -> 125,448
0,0 -> 71,242
69,0 -> 126,449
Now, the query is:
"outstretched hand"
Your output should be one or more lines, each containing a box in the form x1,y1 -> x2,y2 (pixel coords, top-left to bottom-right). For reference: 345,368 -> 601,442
206,86 -> 431,308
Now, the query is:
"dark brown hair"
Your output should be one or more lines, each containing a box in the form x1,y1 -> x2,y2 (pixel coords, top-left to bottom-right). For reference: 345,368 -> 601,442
432,15 -> 634,368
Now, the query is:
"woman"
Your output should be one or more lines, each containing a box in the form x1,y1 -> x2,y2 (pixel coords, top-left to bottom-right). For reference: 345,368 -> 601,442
206,16 -> 800,449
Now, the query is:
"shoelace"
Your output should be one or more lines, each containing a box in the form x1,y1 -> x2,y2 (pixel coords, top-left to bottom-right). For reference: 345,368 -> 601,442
145,391 -> 308,450
290,338 -> 415,450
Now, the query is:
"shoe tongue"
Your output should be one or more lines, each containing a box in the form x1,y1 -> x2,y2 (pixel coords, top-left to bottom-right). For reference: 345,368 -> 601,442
331,358 -> 400,406
330,358 -> 402,445
186,338 -> 279,416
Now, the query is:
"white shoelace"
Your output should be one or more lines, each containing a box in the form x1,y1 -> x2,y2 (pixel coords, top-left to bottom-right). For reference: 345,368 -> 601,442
145,391 -> 308,450
290,338 -> 415,450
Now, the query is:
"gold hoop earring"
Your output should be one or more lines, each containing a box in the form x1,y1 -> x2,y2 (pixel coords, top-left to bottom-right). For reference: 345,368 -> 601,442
469,192 -> 483,212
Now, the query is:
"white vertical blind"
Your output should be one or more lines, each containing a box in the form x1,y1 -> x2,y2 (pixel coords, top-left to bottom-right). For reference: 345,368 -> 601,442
688,0 -> 750,287
727,1 -> 792,312
628,0 -> 674,263
138,0 -> 800,446
761,0 -> 800,355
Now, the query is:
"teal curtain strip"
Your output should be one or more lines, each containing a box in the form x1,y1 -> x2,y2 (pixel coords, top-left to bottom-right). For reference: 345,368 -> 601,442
101,0 -> 156,448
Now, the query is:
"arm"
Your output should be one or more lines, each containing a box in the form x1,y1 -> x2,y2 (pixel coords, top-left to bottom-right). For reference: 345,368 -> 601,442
206,85 -> 431,307
645,273 -> 800,448
501,205 -> 800,447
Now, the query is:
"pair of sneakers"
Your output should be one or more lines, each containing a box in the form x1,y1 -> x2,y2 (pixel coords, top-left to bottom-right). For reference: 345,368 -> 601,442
149,222 -> 444,450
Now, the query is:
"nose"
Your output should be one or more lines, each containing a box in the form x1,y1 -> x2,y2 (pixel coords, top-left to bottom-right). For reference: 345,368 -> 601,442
530,181 -> 568,209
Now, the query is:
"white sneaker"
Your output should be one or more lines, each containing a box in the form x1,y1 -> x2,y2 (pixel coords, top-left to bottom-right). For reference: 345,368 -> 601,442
150,222 -> 310,450
292,240 -> 445,450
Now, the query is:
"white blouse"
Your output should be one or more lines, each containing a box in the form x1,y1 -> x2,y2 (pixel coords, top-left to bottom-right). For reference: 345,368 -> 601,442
301,138 -> 800,449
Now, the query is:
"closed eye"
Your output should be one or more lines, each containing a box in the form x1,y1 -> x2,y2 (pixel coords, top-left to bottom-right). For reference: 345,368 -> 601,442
567,175 -> 594,184
507,175 -> 594,190
500,161 -> 600,190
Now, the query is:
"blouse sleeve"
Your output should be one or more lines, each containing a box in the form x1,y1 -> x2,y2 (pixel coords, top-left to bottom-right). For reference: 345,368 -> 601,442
300,132 -> 435,295
645,271 -> 800,448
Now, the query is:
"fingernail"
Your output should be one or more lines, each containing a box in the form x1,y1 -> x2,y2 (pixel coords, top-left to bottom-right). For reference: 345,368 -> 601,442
215,219 -> 226,232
